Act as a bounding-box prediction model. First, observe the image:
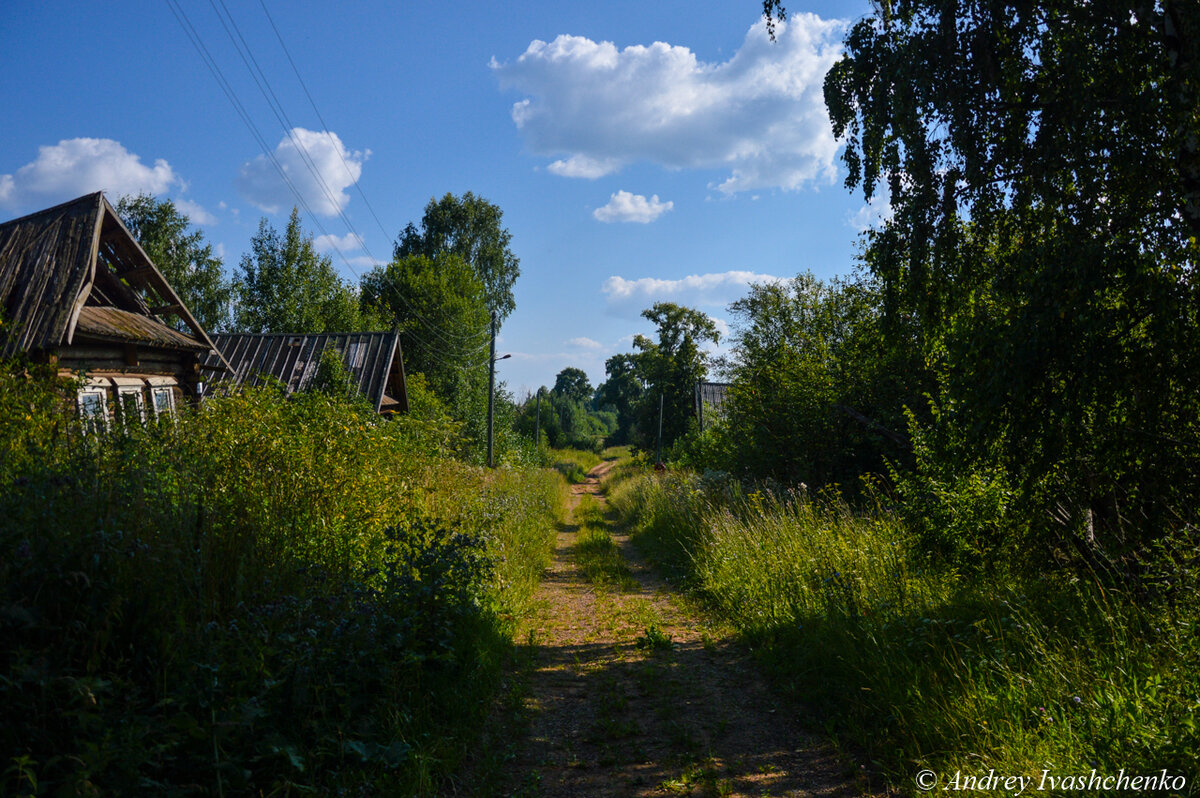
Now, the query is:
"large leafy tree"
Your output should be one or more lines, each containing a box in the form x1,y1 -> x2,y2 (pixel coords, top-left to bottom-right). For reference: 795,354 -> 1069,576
116,194 -> 232,333
719,272 -> 916,486
359,252 -> 490,404
811,0 -> 1200,552
595,353 -> 645,445
234,209 -> 371,334
632,303 -> 720,450
515,371 -> 616,451
395,192 -> 521,323
552,367 -> 592,404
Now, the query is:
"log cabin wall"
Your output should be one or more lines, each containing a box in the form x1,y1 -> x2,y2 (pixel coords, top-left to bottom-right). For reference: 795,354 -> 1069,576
1,192 -> 229,427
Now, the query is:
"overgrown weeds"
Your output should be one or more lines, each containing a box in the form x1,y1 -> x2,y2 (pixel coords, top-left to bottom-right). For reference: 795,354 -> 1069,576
548,446 -> 601,483
610,467 -> 1200,792
0,367 -> 564,795
573,495 -> 636,591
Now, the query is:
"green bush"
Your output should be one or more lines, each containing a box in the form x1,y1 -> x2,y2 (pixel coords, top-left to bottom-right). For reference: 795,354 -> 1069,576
0,366 -> 564,795
889,401 -> 1026,572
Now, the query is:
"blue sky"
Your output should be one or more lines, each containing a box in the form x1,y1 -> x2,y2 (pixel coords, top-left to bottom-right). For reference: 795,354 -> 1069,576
1,0 -> 879,396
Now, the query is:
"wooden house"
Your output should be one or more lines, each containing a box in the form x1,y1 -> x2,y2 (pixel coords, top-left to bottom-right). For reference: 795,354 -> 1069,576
203,332 -> 409,414
694,381 -> 732,432
0,192 -> 229,426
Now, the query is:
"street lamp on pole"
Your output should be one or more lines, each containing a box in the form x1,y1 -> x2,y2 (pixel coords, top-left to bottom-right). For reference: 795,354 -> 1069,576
487,309 -> 511,468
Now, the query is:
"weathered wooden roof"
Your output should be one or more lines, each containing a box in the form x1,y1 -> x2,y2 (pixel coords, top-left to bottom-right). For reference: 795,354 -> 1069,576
0,192 -> 227,368
74,306 -> 211,351
203,332 -> 409,413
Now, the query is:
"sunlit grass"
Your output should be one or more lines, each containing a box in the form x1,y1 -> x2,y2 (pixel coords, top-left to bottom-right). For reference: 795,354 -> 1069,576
610,470 -> 1200,791
573,494 -> 636,591
548,446 -> 602,483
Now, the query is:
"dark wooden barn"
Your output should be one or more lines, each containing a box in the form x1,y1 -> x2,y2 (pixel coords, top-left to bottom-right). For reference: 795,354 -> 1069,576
694,381 -> 732,432
0,192 -> 228,426
203,332 -> 409,414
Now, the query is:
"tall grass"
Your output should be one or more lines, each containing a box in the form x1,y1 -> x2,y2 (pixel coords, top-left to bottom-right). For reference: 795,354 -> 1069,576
546,446 -> 602,483
0,369 -> 564,796
610,468 -> 1200,793
572,495 -> 636,591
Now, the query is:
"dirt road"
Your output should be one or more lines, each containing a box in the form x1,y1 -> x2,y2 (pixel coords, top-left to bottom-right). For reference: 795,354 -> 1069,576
501,460 -> 871,797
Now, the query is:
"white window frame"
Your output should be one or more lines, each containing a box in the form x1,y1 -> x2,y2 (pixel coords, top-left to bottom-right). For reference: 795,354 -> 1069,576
117,387 -> 146,424
145,376 -> 178,419
150,386 -> 176,418
111,377 -> 147,425
76,386 -> 110,433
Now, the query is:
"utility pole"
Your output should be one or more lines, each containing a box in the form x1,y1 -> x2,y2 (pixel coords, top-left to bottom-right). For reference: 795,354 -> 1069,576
487,312 -> 496,468
534,387 -> 542,448
655,391 -> 664,465
486,311 -> 511,469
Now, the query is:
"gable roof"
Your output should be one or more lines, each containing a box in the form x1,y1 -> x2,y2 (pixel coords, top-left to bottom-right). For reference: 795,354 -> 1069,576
0,191 -> 227,367
203,332 -> 409,413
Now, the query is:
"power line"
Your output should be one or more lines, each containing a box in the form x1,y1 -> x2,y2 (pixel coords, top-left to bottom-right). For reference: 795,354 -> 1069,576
205,0 -> 379,268
209,0 -> 492,351
166,0 -> 492,358
240,0 -> 492,347
229,1 -> 492,348
166,0 -> 342,269
255,0 -> 393,245
250,4 -> 491,347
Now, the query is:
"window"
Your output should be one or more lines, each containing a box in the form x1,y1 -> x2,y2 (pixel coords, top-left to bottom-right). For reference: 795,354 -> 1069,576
77,387 -> 109,434
151,386 -> 175,417
117,386 -> 146,424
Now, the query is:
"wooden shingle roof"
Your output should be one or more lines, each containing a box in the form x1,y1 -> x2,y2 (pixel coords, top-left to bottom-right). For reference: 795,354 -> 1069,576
203,332 -> 409,413
0,192 -> 226,366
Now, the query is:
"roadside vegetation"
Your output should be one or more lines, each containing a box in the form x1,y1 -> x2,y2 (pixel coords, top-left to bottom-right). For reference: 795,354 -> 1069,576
584,3 -> 1200,791
611,467 -> 1200,790
572,494 -> 636,592
0,364 -> 564,796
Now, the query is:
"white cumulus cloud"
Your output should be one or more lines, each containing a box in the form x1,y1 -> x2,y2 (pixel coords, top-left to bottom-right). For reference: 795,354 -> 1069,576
313,232 -> 365,253
593,191 -> 674,223
0,138 -> 181,210
548,155 -> 623,179
492,14 -> 844,194
174,198 -> 217,225
567,336 -> 603,350
847,180 -> 894,232
237,128 -> 367,216
602,270 -> 785,317
346,255 -> 388,270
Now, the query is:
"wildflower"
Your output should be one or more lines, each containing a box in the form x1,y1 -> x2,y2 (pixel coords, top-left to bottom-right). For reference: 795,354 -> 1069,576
1072,695 -> 1082,705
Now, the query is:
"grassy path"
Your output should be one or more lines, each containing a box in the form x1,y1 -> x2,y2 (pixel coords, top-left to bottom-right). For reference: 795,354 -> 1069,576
500,459 -> 871,798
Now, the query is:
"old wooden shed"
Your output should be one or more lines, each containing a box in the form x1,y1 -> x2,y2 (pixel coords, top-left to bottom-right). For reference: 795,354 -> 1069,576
694,381 -> 732,432
203,332 -> 409,414
0,192 -> 228,425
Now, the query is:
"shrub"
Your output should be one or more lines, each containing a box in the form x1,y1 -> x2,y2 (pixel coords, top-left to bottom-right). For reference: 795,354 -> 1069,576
0,366 -> 563,795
